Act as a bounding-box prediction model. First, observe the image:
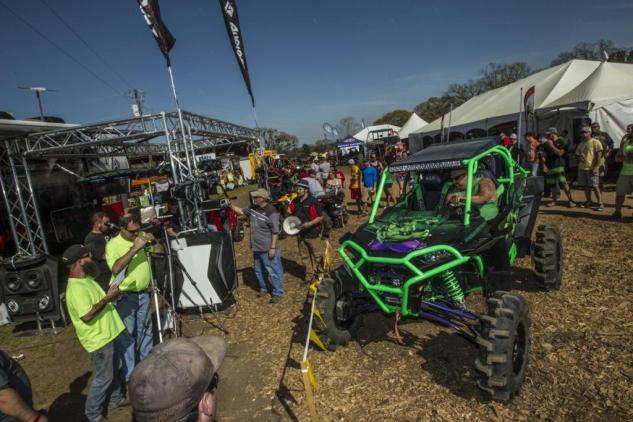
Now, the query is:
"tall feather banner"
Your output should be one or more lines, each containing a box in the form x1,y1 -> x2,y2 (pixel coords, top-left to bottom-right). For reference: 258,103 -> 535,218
137,0 -> 176,65
218,0 -> 255,107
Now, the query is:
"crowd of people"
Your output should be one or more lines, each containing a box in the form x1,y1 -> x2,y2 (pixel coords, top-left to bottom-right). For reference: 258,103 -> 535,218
2,122 -> 632,422
518,122 -> 633,218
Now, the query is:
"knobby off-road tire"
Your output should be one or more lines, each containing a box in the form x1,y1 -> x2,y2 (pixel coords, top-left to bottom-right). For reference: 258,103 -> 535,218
313,278 -> 362,350
532,224 -> 563,290
475,291 -> 530,402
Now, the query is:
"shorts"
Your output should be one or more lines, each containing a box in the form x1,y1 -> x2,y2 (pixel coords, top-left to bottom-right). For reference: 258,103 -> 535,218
577,169 -> 599,188
363,187 -> 375,203
616,174 -> 633,196
545,166 -> 567,186
350,188 -> 361,200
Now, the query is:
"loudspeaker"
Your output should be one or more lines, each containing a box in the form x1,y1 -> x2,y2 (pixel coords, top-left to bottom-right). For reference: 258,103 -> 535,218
170,231 -> 236,311
0,255 -> 62,323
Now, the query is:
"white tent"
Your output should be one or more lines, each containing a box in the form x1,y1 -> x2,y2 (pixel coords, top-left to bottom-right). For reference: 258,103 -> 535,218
398,113 -> 428,140
353,124 -> 400,143
410,60 -> 633,151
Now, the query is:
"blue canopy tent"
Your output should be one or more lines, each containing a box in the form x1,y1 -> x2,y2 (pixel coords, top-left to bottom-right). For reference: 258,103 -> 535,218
336,135 -> 364,163
336,135 -> 364,148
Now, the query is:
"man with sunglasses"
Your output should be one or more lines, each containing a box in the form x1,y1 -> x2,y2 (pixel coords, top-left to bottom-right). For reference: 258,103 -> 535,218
129,336 -> 226,422
105,214 -> 160,382
445,167 -> 498,221
63,245 -> 129,422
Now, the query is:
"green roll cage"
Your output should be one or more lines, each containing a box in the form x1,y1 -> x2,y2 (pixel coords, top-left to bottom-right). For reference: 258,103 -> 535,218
338,145 -> 528,316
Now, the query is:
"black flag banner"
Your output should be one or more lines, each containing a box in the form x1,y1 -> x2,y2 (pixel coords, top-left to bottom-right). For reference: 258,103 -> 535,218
137,0 -> 176,65
218,0 -> 255,107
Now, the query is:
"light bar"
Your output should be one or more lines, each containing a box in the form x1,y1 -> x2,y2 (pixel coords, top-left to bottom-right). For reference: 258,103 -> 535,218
390,160 -> 464,172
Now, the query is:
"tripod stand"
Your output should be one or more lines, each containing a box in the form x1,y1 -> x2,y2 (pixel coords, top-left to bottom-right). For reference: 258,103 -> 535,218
140,224 -> 181,345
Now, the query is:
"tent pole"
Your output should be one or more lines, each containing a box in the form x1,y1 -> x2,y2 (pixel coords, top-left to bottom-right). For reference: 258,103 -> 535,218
517,88 -> 523,163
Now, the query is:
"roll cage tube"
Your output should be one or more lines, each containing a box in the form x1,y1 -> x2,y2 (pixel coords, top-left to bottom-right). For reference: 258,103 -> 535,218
338,240 -> 470,316
368,146 -> 528,226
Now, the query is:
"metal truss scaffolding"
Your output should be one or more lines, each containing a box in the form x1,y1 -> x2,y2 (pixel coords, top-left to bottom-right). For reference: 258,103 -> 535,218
0,110 -> 258,259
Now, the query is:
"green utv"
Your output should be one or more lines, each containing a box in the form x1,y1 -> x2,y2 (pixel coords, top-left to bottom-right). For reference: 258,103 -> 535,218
313,138 -> 563,401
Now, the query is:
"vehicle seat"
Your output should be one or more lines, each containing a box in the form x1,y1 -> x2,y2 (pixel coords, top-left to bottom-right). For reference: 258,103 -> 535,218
420,173 -> 449,210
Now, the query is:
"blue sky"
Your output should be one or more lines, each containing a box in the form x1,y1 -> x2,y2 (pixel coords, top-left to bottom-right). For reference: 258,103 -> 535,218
1,0 -> 632,143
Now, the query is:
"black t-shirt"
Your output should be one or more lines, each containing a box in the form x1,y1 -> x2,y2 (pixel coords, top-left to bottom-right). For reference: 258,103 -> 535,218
544,138 -> 568,169
84,232 -> 111,290
291,195 -> 323,238
0,351 -> 33,422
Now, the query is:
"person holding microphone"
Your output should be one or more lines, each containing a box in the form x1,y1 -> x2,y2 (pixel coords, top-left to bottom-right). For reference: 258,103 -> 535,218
105,214 -> 161,382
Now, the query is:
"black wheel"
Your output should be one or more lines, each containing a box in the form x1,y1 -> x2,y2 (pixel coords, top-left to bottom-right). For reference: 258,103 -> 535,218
313,277 -> 362,350
475,291 -> 530,402
532,224 -> 563,290
232,219 -> 244,242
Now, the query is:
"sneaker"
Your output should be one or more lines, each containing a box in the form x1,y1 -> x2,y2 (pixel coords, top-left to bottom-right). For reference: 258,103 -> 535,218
611,211 -> 623,220
257,291 -> 268,298
578,201 -> 592,208
596,203 -> 604,212
270,296 -> 283,304
546,201 -> 556,207
568,201 -> 576,208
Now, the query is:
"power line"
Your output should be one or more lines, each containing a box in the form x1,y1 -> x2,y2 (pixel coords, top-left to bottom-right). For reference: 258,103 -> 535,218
0,0 -> 128,102
37,0 -> 135,91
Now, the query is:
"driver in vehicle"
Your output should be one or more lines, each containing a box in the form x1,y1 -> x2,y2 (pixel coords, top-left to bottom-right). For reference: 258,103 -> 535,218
445,167 -> 498,221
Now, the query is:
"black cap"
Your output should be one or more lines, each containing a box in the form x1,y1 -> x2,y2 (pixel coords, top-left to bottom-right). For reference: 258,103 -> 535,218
61,245 -> 89,266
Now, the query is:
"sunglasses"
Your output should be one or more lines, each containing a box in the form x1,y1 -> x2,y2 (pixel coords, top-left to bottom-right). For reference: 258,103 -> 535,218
451,173 -> 466,181
124,227 -> 140,235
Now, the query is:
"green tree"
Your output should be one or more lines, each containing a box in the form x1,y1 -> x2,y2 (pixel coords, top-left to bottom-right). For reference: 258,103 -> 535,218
373,109 -> 411,126
413,95 -> 455,123
314,138 -> 335,153
477,62 -> 532,91
258,128 -> 299,153
550,39 -> 623,66
336,116 -> 362,137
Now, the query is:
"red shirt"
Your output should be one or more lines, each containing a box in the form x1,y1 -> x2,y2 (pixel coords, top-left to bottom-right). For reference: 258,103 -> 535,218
335,170 -> 345,187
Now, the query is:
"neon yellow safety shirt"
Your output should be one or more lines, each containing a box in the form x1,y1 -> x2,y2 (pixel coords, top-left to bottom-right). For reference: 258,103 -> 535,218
66,276 -> 125,353
105,233 -> 151,292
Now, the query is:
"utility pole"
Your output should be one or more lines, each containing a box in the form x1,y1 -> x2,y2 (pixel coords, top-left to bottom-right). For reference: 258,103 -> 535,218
18,87 -> 57,120
130,89 -> 144,117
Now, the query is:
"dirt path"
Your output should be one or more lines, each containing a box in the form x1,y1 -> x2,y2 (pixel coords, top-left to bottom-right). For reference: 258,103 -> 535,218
1,175 -> 632,421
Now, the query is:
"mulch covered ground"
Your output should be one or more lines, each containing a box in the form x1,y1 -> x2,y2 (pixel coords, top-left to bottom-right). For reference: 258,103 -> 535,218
1,186 -> 632,421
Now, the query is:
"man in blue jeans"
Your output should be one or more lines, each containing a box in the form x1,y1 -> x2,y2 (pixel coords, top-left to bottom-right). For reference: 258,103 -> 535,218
231,188 -> 284,303
106,214 -> 159,381
63,244 -> 130,422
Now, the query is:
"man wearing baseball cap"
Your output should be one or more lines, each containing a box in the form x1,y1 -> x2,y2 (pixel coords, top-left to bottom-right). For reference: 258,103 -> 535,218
63,244 -> 130,422
288,180 -> 324,281
230,188 -> 284,303
542,127 -> 575,208
129,336 -> 226,422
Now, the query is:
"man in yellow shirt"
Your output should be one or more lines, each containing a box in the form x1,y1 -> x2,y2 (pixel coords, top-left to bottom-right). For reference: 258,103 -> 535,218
348,159 -> 363,215
106,214 -> 158,382
64,244 -> 129,422
575,126 -> 604,210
